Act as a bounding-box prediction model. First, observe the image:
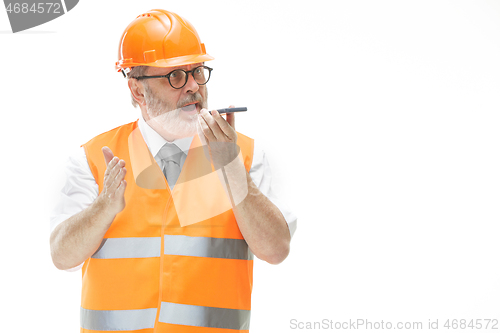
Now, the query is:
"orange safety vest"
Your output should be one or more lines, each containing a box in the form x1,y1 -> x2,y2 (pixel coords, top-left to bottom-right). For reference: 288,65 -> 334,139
80,120 -> 254,333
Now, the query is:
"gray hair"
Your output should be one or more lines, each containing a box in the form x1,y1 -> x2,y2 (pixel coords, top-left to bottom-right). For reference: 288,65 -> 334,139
126,66 -> 149,108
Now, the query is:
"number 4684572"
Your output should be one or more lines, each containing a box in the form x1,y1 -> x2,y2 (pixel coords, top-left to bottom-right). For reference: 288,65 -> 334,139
6,3 -> 62,14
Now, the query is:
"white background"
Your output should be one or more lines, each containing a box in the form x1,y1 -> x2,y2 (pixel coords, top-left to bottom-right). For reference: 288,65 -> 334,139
1,0 -> 500,332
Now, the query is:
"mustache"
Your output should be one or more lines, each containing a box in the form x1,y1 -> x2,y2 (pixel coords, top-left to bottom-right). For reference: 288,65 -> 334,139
177,93 -> 203,109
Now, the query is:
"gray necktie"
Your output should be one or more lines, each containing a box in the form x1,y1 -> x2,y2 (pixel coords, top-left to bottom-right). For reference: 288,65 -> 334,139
156,143 -> 184,188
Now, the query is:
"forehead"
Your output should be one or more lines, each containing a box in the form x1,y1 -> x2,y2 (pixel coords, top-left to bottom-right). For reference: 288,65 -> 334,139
147,63 -> 204,75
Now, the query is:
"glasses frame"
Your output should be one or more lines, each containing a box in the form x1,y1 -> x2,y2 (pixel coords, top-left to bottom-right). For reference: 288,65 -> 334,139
133,65 -> 213,89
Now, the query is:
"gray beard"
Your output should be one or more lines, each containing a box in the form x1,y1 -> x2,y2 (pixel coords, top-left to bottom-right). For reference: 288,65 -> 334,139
144,84 -> 208,139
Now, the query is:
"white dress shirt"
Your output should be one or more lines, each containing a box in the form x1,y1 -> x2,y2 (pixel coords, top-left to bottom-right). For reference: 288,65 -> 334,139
50,117 -> 297,271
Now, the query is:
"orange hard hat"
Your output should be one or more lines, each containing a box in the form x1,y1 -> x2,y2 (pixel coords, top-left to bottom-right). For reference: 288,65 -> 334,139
115,9 -> 214,72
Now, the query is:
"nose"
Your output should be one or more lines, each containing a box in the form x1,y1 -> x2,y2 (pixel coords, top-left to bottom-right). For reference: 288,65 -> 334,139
184,71 -> 199,94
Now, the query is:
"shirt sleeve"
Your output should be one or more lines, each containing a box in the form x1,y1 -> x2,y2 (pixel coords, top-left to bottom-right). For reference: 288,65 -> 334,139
248,141 -> 298,239
49,147 -> 99,272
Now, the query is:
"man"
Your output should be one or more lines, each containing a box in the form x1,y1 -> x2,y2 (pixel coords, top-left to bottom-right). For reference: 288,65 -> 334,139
50,9 -> 297,332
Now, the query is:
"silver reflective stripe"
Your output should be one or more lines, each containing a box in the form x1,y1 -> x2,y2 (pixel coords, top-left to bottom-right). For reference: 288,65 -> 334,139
164,235 -> 253,260
80,307 -> 157,331
159,302 -> 250,330
92,237 -> 161,259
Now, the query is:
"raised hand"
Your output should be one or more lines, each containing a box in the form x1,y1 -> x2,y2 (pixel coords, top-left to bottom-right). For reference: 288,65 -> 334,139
98,146 -> 127,216
197,105 -> 239,169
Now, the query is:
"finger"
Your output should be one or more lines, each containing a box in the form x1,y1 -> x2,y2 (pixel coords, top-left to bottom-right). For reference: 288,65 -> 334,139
102,147 -> 115,166
115,179 -> 127,197
196,119 -> 208,145
198,110 -> 217,141
104,156 -> 119,178
200,109 -> 224,140
226,105 -> 235,129
109,167 -> 127,193
226,112 -> 235,131
105,160 -> 125,188
114,167 -> 127,191
202,109 -> 230,141
106,159 -> 123,179
212,110 -> 235,139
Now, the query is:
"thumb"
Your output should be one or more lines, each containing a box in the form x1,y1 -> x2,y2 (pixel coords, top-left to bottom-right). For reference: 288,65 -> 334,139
102,146 -> 114,166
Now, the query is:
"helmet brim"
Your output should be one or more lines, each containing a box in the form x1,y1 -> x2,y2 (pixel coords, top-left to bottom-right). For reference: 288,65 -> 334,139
116,54 -> 214,72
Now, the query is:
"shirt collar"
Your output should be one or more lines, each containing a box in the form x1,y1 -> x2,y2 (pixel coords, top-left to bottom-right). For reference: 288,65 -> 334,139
137,116 -> 194,158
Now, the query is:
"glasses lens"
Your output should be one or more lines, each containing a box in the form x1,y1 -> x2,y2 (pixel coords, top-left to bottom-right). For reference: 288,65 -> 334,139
169,70 -> 187,89
193,66 -> 210,85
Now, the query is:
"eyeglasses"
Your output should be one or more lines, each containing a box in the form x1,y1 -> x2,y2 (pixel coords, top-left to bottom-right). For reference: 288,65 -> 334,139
134,65 -> 213,89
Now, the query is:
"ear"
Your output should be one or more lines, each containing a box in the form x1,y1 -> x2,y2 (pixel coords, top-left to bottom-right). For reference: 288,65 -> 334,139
128,79 -> 146,106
